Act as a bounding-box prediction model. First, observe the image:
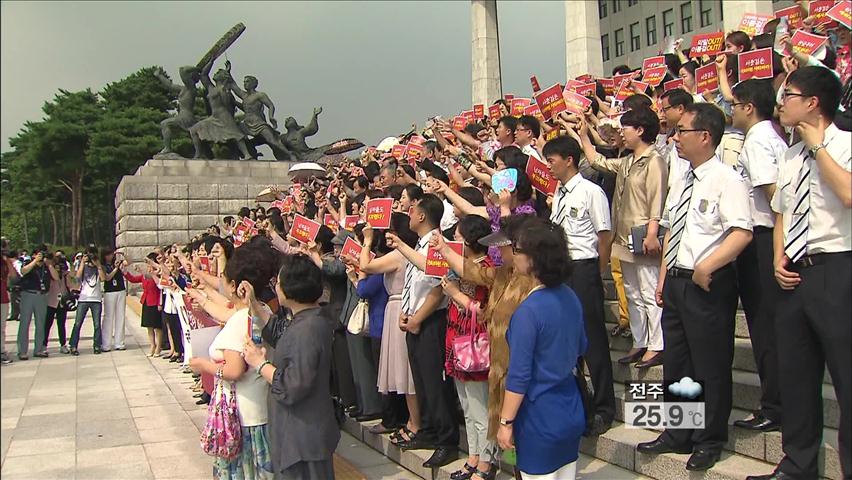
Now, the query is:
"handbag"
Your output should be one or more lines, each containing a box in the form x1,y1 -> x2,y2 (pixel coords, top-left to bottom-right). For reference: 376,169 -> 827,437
452,300 -> 490,373
346,299 -> 370,335
59,290 -> 79,312
200,368 -> 242,460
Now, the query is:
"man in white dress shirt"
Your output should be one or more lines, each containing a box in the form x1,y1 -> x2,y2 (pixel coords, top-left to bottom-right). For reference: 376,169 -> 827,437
516,115 -> 542,160
543,135 -> 616,436
637,103 -> 753,472
729,79 -> 788,433
748,66 -> 851,480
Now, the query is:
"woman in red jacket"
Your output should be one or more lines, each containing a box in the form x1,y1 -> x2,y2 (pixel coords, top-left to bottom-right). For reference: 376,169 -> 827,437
124,252 -> 163,357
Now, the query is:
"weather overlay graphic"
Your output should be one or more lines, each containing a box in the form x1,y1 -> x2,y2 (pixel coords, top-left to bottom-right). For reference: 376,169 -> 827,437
624,377 -> 706,429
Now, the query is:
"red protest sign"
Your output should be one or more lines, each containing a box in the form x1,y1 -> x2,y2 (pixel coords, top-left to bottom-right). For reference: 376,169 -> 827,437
574,82 -> 597,97
664,78 -> 684,92
242,217 -> 256,229
391,143 -> 407,159
473,104 -> 485,120
199,256 -> 210,273
233,223 -> 250,245
525,155 -> 557,195
575,74 -> 594,83
790,30 -> 829,56
404,143 -> 424,164
343,215 -> 359,230
642,56 -> 666,72
598,78 -> 615,96
523,104 -> 545,123
775,5 -> 804,29
289,214 -> 321,244
738,13 -> 775,38
738,48 -> 774,81
642,65 -> 668,87
339,237 -> 374,271
809,0 -> 837,26
408,135 -> 426,147
530,75 -> 541,92
689,31 -> 725,58
462,110 -> 476,125
158,276 -> 174,288
631,80 -> 650,93
562,91 -> 593,115
613,72 -> 637,88
695,64 -> 719,94
510,98 -> 530,116
488,104 -> 502,119
827,0 -> 851,28
424,241 -> 464,278
504,93 -> 515,101
323,213 -> 338,231
282,196 -> 294,214
366,198 -> 393,229
564,79 -> 583,91
533,84 -> 568,121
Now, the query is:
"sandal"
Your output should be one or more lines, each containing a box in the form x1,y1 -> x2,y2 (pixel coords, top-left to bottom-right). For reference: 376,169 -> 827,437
390,426 -> 415,445
610,325 -> 625,336
450,463 -> 477,480
368,423 -> 396,435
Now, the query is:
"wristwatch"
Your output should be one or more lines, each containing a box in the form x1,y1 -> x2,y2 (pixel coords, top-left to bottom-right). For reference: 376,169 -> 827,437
499,417 -> 514,426
808,143 -> 827,156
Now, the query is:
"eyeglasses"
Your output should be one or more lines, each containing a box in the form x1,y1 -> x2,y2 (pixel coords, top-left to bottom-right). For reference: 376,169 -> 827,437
730,102 -> 746,108
781,91 -> 807,102
660,104 -> 674,112
674,127 -> 708,135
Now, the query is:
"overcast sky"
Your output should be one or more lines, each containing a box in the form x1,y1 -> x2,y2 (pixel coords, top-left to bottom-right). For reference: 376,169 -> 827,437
1,1 -> 566,154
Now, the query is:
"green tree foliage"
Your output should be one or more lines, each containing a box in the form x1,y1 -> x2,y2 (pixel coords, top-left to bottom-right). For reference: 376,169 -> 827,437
1,66 -> 187,248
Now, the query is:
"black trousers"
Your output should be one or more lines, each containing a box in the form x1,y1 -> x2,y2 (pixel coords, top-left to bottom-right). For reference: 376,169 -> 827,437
660,265 -> 737,452
44,306 -> 68,347
331,328 -> 357,409
735,227 -> 782,422
371,336 -> 409,428
775,252 -> 851,479
406,309 -> 459,447
164,312 -> 183,354
566,259 -> 616,423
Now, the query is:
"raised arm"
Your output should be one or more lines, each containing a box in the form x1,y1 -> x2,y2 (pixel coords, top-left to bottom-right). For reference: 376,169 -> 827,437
153,68 -> 182,94
434,179 -> 488,219
300,107 -> 322,137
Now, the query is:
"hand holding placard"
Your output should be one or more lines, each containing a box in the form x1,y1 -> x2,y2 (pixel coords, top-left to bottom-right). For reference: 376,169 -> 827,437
425,241 -> 464,278
289,214 -> 321,244
366,198 -> 393,229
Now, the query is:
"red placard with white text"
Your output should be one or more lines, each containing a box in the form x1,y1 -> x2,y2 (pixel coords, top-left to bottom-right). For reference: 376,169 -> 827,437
511,98 -> 531,116
738,13 -> 775,38
408,135 -> 426,147
323,214 -> 338,231
642,65 -> 668,87
574,82 -> 597,97
562,91 -> 593,115
339,237 -> 375,272
827,0 -> 851,28
598,78 -> 615,96
689,32 -> 725,58
391,144 -> 407,159
523,103 -> 545,123
695,64 -> 719,94
242,217 -> 256,229
199,256 -> 210,273
809,0 -> 838,26
462,110 -> 476,125
452,116 -> 466,131
575,74 -> 594,83
533,84 -> 568,121
289,214 -> 321,244
775,5 -> 804,29
525,155 -> 557,195
504,93 -> 515,101
664,78 -> 684,92
790,30 -> 829,56
365,198 -> 393,229
343,215 -> 359,230
468,104 -> 482,121
642,56 -> 666,72
488,104 -> 502,119
404,143 -> 424,164
530,75 -> 541,92
738,48 -> 774,81
424,241 -> 464,278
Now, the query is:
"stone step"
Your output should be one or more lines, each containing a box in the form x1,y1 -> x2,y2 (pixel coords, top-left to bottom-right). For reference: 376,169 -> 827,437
604,322 -> 834,386
605,350 -> 841,430
341,417 -> 649,480
606,387 -> 843,479
579,422 -> 779,480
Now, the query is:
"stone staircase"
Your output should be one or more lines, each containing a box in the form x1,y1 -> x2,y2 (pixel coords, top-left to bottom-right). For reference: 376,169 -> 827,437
345,275 -> 843,479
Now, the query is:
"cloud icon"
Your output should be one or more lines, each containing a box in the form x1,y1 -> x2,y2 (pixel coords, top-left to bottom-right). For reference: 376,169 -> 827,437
668,377 -> 703,399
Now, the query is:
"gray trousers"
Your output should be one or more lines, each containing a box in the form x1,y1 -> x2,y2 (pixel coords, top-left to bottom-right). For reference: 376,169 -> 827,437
346,332 -> 382,416
455,378 -> 497,464
17,291 -> 48,355
276,459 -> 334,480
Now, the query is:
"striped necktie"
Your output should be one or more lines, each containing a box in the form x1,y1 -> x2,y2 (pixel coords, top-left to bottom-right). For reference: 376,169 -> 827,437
552,186 -> 569,225
401,238 -> 423,313
664,170 -> 695,270
784,154 -> 811,263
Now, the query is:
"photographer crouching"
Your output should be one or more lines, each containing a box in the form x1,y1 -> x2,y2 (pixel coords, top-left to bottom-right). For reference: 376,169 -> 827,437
68,246 -> 106,356
15,244 -> 59,359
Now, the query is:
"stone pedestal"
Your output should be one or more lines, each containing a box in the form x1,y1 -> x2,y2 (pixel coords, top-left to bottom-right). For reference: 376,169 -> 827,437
471,0 -> 502,106
565,0 -> 605,79
114,159 -> 292,261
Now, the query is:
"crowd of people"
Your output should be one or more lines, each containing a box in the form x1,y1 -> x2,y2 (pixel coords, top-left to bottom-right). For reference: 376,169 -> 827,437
2,8 -> 850,480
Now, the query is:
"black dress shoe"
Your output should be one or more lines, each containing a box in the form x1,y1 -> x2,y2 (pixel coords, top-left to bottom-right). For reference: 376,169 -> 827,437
636,436 -> 692,454
746,471 -> 795,480
733,413 -> 781,432
635,353 -> 664,369
422,447 -> 459,468
355,413 -> 382,422
399,438 -> 435,451
618,348 -> 646,364
588,413 -> 613,436
195,393 -> 210,405
686,449 -> 720,471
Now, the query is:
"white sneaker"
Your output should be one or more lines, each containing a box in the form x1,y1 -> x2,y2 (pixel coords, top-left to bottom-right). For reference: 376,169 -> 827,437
1,353 -> 11,365
60,345 -> 70,354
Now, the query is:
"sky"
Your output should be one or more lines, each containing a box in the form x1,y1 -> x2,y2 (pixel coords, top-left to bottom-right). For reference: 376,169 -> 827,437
1,1 -> 566,154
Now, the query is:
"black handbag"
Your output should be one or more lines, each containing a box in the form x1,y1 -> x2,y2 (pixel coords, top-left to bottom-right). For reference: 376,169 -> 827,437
59,290 -> 79,312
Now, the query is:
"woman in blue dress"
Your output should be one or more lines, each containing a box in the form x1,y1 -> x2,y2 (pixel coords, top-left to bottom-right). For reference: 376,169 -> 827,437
496,218 -> 588,479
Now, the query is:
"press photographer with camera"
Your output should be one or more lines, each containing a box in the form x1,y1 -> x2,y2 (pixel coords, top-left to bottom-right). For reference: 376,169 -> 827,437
15,244 -> 59,359
68,246 -> 106,356
1,238 -> 19,364
44,250 -> 76,355
101,248 -> 129,352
